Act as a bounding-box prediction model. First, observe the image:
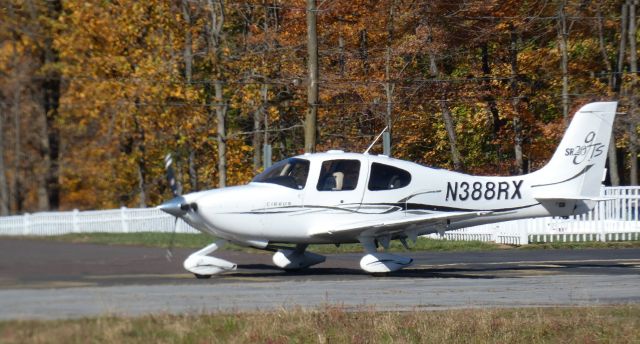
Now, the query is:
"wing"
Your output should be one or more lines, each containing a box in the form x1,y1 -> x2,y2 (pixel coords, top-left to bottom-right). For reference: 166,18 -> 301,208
308,210 -> 492,240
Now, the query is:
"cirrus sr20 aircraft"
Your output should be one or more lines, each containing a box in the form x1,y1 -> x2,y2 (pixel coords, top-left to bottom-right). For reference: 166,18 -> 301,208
159,102 -> 617,278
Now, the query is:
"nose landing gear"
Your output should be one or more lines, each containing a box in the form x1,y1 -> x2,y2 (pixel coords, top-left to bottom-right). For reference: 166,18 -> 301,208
183,240 -> 237,278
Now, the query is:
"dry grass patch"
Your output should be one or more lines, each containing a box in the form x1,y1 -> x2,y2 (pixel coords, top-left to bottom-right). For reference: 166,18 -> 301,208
1,305 -> 639,343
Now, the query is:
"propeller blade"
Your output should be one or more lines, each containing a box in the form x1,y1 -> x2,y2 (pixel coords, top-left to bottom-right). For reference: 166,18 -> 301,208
164,153 -> 182,197
166,217 -> 178,262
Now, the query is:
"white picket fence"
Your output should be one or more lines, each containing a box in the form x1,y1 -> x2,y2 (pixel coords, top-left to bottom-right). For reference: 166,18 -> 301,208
0,207 -> 198,236
0,186 -> 638,245
428,186 -> 640,245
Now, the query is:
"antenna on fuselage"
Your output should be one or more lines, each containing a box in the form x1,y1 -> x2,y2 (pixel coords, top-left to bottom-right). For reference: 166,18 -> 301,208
363,126 -> 389,155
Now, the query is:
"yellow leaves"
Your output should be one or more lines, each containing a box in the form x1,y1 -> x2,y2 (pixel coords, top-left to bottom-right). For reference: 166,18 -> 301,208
0,0 -> 623,210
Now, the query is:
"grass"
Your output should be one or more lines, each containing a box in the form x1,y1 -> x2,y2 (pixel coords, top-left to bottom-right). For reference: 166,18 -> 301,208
18,232 -> 640,253
0,305 -> 638,343
18,232 -> 503,253
523,240 -> 640,250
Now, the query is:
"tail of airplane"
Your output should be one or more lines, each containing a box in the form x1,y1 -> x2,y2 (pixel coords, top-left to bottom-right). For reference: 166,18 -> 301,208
526,102 -> 617,215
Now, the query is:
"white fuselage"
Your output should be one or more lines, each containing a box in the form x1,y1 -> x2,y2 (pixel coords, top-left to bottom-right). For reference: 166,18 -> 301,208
177,152 -> 578,246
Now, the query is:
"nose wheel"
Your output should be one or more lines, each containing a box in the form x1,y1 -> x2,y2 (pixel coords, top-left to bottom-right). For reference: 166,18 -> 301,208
183,240 -> 237,278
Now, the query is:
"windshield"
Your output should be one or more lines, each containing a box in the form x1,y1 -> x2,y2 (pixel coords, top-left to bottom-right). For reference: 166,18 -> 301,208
252,158 -> 310,189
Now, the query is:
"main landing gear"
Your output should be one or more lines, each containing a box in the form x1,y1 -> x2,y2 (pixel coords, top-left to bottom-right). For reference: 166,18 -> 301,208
184,239 -> 409,278
184,241 -> 327,278
272,244 -> 326,270
358,236 -> 413,274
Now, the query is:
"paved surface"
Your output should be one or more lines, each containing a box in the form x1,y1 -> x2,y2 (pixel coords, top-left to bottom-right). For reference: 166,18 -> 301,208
0,239 -> 639,320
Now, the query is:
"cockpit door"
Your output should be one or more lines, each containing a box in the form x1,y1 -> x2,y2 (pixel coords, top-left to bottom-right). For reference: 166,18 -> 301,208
303,157 -> 369,211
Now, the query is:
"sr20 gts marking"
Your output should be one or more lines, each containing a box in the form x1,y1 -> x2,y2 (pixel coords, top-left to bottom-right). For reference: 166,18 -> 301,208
564,131 -> 605,165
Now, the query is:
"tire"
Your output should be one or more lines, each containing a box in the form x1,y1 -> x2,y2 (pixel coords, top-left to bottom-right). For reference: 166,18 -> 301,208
194,273 -> 212,279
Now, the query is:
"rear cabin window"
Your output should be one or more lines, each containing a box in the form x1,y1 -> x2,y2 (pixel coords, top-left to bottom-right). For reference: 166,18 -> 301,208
316,159 -> 361,191
368,163 -> 412,191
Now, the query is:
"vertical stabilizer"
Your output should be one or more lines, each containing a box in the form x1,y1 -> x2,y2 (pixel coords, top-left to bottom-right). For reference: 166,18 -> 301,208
531,102 -> 617,201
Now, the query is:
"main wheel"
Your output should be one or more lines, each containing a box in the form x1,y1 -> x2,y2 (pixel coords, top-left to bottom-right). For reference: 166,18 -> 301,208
194,273 -> 212,279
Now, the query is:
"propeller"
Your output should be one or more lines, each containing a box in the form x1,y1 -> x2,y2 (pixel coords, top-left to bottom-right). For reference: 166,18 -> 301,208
163,153 -> 183,262
164,154 -> 182,198
166,217 -> 178,261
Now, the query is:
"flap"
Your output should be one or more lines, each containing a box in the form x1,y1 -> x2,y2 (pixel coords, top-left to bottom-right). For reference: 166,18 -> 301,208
308,210 -> 492,238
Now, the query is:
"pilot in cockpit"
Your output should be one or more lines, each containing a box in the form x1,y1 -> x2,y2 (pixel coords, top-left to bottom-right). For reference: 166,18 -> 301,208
318,160 -> 360,191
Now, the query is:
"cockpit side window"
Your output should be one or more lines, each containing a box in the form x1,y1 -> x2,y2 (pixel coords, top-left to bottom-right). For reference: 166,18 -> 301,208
316,159 -> 361,191
252,158 -> 310,189
368,162 -> 411,191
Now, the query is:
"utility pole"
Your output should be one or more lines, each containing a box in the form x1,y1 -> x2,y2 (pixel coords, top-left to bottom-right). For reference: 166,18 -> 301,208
383,0 -> 396,156
304,0 -> 318,153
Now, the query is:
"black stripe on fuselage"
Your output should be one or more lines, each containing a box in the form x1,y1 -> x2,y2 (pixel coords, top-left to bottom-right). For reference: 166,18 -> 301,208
373,202 -> 540,213
232,201 -> 539,215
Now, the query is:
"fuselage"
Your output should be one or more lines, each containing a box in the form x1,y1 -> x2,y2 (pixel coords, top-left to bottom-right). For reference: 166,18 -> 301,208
175,151 -> 578,247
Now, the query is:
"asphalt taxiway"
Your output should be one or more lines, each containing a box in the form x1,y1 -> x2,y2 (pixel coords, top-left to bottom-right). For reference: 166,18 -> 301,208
0,239 -> 638,319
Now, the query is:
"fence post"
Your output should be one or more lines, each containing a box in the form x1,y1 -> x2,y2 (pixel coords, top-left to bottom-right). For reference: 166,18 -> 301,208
598,216 -> 606,242
72,209 -> 79,233
120,207 -> 129,233
22,213 -> 30,236
520,225 -> 529,245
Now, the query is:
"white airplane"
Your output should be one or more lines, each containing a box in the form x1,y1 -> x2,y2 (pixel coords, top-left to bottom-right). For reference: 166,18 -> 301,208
159,102 -> 617,278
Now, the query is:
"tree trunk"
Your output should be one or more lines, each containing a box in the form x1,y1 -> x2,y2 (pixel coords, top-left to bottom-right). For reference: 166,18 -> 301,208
205,0 -> 227,187
359,29 -> 369,76
426,24 -> 463,171
182,0 -> 193,84
481,43 -> 503,138
12,84 -> 22,213
188,149 -> 197,191
615,3 -> 629,93
136,162 -> 147,207
628,0 -> 638,185
182,0 -> 198,191
596,2 -> 614,87
133,115 -> 147,207
252,83 -> 268,173
7,3 -> 24,212
215,80 -> 227,187
304,0 -> 318,153
557,0 -> 570,126
252,99 -> 262,173
598,2 -> 620,185
439,98 -> 463,171
0,106 -> 9,216
338,35 -> 345,77
41,0 -> 62,210
37,111 -> 51,211
510,24 -> 524,175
